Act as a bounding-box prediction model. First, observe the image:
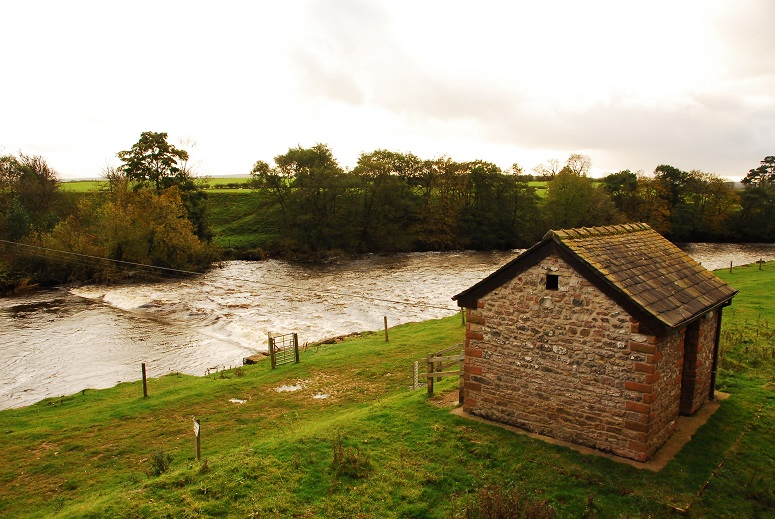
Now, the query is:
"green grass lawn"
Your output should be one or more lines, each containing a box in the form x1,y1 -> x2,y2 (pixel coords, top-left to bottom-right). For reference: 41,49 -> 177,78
1,265 -> 774,518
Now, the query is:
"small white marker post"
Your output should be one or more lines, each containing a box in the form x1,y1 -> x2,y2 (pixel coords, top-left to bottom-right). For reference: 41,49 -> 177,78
193,418 -> 201,461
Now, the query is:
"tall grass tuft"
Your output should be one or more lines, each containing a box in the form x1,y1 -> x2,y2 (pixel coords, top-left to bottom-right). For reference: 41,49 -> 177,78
147,449 -> 173,477
456,484 -> 557,519
331,434 -> 371,479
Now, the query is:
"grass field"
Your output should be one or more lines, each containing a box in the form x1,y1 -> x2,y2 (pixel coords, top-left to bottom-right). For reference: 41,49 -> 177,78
206,191 -> 281,250
59,180 -> 106,192
59,177 -> 253,193
1,263 -> 774,518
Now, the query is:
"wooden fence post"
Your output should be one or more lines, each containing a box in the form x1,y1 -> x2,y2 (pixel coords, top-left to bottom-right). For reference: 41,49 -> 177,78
384,316 -> 389,342
413,361 -> 419,390
293,333 -> 300,363
427,356 -> 434,395
142,363 -> 148,398
269,333 -> 276,370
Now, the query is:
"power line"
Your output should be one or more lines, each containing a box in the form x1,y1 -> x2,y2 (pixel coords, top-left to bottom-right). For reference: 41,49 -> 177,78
0,239 -> 460,311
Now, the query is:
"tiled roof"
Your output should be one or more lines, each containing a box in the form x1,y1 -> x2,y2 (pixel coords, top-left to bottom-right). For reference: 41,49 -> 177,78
453,223 -> 738,332
548,223 -> 737,329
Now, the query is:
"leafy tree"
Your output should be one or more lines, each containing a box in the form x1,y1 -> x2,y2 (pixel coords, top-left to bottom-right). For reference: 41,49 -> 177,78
742,156 -> 775,187
414,157 -> 468,250
352,150 -> 420,252
544,171 -> 618,229
4,199 -> 32,241
32,178 -> 213,283
735,157 -> 775,240
0,152 -> 61,240
117,131 -> 189,189
457,162 -> 541,249
602,170 -> 640,220
564,153 -> 592,176
635,174 -> 672,235
255,144 -> 354,255
116,132 -> 211,241
735,184 -> 775,241
654,164 -> 689,207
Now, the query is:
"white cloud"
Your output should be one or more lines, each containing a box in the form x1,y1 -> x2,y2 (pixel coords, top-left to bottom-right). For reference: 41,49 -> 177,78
0,0 -> 771,180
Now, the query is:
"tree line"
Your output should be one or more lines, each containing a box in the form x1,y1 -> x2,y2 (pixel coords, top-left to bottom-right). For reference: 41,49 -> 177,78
250,146 -> 772,256
1,132 -> 773,289
249,146 -> 541,257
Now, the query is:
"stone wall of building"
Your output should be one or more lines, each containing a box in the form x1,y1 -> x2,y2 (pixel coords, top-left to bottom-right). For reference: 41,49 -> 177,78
463,252 -> 687,462
680,311 -> 719,415
628,327 -> 683,459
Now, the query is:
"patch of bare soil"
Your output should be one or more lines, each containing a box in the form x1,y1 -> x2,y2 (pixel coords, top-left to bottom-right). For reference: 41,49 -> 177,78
429,389 -> 461,408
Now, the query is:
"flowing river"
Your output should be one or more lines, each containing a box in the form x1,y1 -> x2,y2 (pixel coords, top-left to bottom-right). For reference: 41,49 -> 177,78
1,244 -> 774,410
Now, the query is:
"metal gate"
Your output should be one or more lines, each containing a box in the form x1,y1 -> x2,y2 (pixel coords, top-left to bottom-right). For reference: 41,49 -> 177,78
269,332 -> 299,369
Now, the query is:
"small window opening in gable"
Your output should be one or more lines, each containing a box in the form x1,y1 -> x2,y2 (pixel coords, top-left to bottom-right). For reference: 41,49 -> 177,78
546,274 -> 559,290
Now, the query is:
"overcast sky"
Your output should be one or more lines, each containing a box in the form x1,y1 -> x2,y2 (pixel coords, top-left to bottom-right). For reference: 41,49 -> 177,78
1,1 -> 773,180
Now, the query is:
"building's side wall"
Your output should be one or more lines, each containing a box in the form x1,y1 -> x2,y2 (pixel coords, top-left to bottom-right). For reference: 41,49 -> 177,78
463,253 -> 683,462
629,328 -> 683,459
680,311 -> 719,415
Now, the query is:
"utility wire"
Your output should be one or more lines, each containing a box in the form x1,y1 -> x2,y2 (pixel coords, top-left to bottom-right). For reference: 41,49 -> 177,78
0,239 -> 460,311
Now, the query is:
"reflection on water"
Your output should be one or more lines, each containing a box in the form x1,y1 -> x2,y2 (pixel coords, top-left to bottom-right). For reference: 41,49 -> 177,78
1,244 -> 774,410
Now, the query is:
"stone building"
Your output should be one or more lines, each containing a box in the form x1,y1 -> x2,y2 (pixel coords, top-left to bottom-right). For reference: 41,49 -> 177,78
452,223 -> 737,462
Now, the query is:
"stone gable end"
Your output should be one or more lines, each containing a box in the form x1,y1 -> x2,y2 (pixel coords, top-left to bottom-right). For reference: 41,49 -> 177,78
463,252 -> 695,461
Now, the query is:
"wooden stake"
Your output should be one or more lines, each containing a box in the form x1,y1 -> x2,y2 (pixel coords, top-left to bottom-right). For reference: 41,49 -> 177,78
142,363 -> 148,398
269,333 -> 276,370
384,316 -> 389,342
427,356 -> 434,395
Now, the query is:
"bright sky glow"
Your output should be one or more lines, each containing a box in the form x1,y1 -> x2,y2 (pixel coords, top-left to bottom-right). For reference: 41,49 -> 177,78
1,0 -> 773,179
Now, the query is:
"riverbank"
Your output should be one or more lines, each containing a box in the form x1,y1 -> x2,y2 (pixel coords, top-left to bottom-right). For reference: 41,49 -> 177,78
1,263 -> 774,517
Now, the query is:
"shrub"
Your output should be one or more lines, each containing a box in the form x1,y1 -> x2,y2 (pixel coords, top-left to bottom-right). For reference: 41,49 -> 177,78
148,449 -> 172,477
331,434 -> 371,479
455,484 -> 556,519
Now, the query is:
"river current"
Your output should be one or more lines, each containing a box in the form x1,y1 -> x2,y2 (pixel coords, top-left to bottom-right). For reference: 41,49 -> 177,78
1,244 -> 774,410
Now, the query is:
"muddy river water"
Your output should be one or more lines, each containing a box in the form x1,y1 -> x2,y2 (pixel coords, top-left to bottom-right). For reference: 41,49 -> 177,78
1,244 -> 774,410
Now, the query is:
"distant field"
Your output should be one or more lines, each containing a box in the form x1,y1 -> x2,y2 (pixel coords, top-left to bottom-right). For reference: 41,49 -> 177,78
59,180 -> 106,192
59,177 -> 253,193
201,177 -> 253,192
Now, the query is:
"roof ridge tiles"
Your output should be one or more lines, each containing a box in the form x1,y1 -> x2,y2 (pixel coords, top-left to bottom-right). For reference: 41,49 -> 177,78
551,223 -> 653,242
